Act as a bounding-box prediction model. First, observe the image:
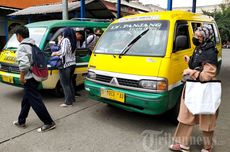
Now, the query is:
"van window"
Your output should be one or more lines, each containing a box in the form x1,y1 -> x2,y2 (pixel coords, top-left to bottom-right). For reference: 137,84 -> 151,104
43,27 -> 63,50
203,23 -> 220,44
43,27 -> 65,54
82,28 -> 104,51
205,23 -> 220,43
4,27 -> 47,50
75,28 -> 85,49
173,21 -> 190,51
45,27 -> 85,51
191,22 -> 202,32
94,20 -> 169,57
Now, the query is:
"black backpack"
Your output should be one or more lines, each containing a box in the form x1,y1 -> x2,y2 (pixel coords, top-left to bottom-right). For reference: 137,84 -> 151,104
21,43 -> 48,82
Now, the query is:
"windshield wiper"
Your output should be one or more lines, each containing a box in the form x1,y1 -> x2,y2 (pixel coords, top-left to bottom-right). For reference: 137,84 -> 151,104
118,29 -> 149,58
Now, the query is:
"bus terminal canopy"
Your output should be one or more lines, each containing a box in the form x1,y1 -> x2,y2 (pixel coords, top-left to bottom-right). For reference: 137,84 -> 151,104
8,0 -> 150,20
8,0 -> 115,19
9,0 -> 198,20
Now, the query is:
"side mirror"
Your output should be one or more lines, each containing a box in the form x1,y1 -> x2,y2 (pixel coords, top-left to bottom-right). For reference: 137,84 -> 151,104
174,35 -> 188,52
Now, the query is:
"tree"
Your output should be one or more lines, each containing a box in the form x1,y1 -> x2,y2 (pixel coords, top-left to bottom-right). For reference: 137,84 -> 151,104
202,2 -> 230,42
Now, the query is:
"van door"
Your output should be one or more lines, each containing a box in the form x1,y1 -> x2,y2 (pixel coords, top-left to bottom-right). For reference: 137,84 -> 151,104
168,20 -> 193,108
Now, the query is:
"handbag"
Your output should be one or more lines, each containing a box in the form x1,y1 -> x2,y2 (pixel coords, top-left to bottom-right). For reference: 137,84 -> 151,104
184,80 -> 221,115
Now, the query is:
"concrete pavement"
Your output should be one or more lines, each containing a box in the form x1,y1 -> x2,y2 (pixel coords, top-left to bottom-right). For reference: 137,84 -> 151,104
0,49 -> 229,152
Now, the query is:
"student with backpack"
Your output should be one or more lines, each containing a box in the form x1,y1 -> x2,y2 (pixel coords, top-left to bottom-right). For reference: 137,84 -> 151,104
13,25 -> 55,132
81,28 -> 98,52
51,27 -> 77,107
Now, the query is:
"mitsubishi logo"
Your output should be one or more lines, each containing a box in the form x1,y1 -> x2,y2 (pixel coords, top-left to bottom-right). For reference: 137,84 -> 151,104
110,78 -> 119,85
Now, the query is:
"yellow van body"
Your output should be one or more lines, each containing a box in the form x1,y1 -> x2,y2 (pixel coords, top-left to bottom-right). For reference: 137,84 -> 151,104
85,11 -> 222,116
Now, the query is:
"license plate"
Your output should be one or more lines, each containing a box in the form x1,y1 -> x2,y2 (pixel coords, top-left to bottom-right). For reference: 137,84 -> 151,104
101,89 -> 125,103
2,75 -> 14,84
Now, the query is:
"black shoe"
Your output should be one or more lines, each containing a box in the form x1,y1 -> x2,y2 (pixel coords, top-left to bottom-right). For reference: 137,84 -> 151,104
13,121 -> 26,128
75,92 -> 81,97
59,103 -> 73,107
37,122 -> 56,132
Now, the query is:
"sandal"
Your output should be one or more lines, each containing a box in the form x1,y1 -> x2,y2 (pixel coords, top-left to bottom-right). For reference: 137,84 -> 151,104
169,143 -> 190,152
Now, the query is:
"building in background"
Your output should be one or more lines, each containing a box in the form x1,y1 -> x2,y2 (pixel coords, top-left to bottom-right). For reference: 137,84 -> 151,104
0,7 -> 19,49
0,0 -> 66,9
104,0 -> 150,15
9,0 -> 151,20
131,0 -> 165,12
174,5 -> 222,14
144,4 -> 165,12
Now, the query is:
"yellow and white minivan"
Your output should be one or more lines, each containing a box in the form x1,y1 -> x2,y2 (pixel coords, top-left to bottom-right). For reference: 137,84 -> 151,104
85,11 -> 222,118
0,20 -> 110,95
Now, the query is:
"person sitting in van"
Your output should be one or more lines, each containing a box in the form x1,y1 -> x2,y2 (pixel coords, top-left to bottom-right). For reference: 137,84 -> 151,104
75,31 -> 84,49
81,28 -> 98,51
50,35 -> 63,52
95,28 -> 104,37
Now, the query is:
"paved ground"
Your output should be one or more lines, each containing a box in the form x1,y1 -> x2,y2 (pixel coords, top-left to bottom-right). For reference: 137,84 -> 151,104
0,49 -> 229,152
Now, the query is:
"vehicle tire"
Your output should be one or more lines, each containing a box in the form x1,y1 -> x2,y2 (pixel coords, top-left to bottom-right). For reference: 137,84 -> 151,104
54,81 -> 64,98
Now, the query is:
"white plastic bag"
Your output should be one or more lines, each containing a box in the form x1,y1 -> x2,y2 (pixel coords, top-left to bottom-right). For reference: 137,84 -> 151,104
184,80 -> 221,115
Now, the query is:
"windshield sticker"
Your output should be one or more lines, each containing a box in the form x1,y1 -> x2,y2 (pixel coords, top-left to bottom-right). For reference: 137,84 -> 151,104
4,56 -> 16,62
109,22 -> 163,31
118,16 -> 160,22
30,28 -> 46,35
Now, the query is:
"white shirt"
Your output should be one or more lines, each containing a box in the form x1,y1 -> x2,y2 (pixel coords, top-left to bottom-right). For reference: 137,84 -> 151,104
60,38 -> 76,68
82,34 -> 99,50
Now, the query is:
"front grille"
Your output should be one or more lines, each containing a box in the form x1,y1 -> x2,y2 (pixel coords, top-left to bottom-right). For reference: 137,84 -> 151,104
96,74 -> 113,83
94,73 -> 140,88
117,78 -> 139,87
0,63 -> 20,74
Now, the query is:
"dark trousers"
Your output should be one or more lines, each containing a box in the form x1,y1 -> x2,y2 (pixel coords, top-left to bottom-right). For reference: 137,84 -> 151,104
18,78 -> 54,125
59,65 -> 76,105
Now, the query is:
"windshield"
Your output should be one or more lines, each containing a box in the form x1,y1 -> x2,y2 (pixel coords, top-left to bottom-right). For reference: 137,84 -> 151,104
4,27 -> 47,50
95,20 -> 169,56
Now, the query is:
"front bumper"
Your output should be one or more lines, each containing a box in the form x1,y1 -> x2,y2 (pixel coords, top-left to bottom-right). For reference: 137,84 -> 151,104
84,79 -> 170,115
0,71 -> 21,87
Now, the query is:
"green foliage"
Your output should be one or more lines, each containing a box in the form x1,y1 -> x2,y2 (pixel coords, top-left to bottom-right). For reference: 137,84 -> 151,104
202,3 -> 230,42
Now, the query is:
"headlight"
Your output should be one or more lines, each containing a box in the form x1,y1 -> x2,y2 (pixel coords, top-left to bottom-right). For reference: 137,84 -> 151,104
87,71 -> 96,79
139,80 -> 157,90
139,79 -> 168,91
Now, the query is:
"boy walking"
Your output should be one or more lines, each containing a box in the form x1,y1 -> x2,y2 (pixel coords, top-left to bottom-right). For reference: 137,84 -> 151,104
13,25 -> 55,132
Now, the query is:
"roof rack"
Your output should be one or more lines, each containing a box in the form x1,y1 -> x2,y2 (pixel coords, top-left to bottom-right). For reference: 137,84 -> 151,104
71,18 -> 112,22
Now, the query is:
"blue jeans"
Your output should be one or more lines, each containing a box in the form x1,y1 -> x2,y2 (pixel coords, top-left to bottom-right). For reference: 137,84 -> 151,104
59,65 -> 76,105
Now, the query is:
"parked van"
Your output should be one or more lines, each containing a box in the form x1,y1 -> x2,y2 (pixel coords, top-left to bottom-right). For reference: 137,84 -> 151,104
85,11 -> 222,118
0,20 -> 110,95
